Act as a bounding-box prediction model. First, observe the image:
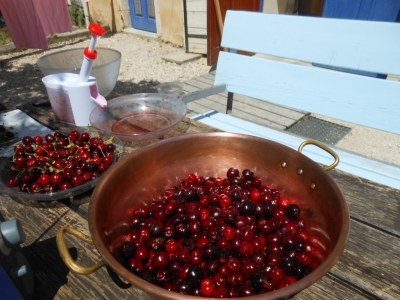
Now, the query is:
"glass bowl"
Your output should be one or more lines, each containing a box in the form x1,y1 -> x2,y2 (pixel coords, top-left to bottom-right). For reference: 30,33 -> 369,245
36,48 -> 121,97
156,81 -> 183,97
89,93 -> 187,142
0,130 -> 124,201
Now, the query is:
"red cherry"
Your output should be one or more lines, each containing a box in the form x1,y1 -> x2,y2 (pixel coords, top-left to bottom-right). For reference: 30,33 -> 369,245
80,132 -> 90,141
70,175 -> 84,187
68,133 -> 78,142
212,286 -> 229,298
187,173 -> 197,185
297,251 -> 312,266
29,182 -> 43,193
26,158 -> 38,168
70,130 -> 80,138
79,151 -> 91,162
250,190 -> 261,202
135,246 -> 149,260
7,177 -> 21,187
53,159 -> 66,170
200,278 -> 215,297
270,267 -> 285,282
219,195 -> 232,208
50,173 -> 63,185
60,181 -> 72,190
44,134 -> 55,143
165,239 -> 178,254
14,157 -> 27,168
239,241 -> 255,256
33,135 -> 43,145
91,156 -> 102,165
37,175 -> 50,186
37,155 -> 47,164
22,136 -> 33,145
153,251 -> 169,268
223,226 -> 236,240
97,163 -> 109,173
55,138 -> 68,148
82,172 -> 91,182
278,197 -> 290,208
24,144 -> 34,153
128,258 -> 143,274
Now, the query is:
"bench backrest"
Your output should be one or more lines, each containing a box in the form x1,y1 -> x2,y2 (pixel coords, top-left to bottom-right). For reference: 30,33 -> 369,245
214,10 -> 400,135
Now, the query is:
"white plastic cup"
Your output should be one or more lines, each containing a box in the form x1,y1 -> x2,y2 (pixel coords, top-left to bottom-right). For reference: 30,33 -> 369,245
42,73 -> 101,126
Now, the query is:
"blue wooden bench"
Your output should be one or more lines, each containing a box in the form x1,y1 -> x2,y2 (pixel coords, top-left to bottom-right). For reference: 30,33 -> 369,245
186,10 -> 400,189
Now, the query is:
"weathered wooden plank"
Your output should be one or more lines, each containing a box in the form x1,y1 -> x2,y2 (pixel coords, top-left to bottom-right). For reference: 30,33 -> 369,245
186,0 -> 207,12
330,169 -> 400,234
195,73 -> 307,118
330,219 -> 400,299
202,72 -> 217,80
187,27 -> 207,35
187,37 -> 207,45
187,11 -> 207,28
191,75 -> 307,121
186,101 -> 215,118
183,82 -> 287,129
185,78 -> 299,127
195,74 -> 215,84
188,41 -> 207,54
293,274 -> 376,299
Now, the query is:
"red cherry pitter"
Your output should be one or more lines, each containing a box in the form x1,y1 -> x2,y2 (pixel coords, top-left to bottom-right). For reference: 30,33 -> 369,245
77,24 -> 107,108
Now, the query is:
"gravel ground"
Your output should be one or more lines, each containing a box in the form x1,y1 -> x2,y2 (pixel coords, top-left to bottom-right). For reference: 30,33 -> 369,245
314,114 -> 400,167
1,31 -> 399,167
0,31 -> 210,109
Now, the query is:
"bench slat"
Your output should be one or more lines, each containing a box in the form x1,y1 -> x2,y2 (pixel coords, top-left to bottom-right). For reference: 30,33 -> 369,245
192,111 -> 400,190
221,11 -> 400,76
215,52 -> 400,135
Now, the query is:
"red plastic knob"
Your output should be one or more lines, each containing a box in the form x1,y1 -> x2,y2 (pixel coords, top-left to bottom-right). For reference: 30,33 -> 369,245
83,47 -> 97,60
88,24 -> 106,37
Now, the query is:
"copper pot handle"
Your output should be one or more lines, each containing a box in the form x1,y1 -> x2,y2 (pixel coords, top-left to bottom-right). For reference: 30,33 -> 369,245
56,226 -> 105,275
298,140 -> 340,171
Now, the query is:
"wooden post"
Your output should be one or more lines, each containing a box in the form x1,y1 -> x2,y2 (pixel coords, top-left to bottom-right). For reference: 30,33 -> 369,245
213,0 -> 228,51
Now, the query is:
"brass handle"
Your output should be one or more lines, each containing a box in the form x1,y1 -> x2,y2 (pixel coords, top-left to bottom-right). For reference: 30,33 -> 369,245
56,226 -> 105,275
298,140 -> 340,171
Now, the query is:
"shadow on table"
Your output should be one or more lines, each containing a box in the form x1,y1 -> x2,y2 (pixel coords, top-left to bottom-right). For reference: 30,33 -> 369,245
6,195 -> 69,209
20,237 -> 71,300
20,236 -> 133,299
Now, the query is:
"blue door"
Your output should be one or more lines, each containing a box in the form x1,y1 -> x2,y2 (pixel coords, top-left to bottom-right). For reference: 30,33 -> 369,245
322,0 -> 400,22
320,0 -> 400,78
128,0 -> 156,33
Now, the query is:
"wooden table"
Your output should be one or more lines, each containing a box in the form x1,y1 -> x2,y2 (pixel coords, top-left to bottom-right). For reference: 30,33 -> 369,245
0,101 -> 399,299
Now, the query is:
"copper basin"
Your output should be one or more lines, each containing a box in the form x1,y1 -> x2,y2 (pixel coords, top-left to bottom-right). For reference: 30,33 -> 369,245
88,133 -> 350,299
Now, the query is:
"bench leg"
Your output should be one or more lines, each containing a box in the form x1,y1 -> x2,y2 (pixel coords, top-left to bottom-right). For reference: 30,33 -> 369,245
226,92 -> 234,114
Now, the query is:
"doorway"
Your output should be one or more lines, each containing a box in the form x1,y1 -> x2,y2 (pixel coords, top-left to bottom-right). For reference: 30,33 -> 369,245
207,0 -> 262,66
128,0 -> 157,33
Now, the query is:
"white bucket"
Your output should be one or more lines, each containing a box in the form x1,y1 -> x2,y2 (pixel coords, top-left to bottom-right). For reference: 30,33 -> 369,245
42,73 -> 105,126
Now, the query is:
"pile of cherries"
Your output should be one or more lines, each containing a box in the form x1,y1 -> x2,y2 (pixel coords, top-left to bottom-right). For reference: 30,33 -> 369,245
6,130 -> 119,194
117,168 -> 326,298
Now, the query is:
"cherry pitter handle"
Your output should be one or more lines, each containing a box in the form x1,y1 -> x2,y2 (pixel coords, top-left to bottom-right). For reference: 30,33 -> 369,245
78,24 -> 106,82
